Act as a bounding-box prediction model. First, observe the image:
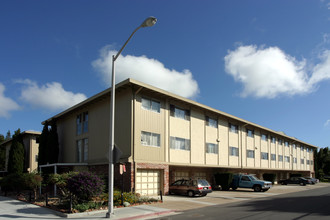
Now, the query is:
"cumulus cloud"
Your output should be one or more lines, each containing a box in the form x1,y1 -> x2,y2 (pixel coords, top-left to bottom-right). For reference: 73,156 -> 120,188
0,83 -> 20,118
92,46 -> 199,99
17,79 -> 87,111
325,119 -> 330,127
224,45 -> 330,98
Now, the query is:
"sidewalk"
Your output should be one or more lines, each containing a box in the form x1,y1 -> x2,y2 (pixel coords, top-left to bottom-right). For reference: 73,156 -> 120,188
0,195 -> 176,220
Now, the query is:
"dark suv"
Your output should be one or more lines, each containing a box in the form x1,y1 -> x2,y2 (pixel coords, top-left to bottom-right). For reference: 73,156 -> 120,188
169,179 -> 212,197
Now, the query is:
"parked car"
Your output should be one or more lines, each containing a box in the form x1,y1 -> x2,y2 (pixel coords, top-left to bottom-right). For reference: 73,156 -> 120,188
304,177 -> 319,184
278,177 -> 311,186
231,174 -> 272,192
169,179 -> 212,197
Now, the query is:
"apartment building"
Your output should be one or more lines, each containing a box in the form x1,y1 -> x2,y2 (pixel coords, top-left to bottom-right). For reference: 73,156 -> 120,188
0,131 -> 41,174
44,78 -> 317,196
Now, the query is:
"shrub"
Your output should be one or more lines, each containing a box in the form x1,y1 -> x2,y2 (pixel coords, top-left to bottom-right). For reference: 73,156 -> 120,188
263,173 -> 276,184
0,173 -> 25,192
67,171 -> 104,202
214,172 -> 233,190
48,172 -> 77,198
23,173 -> 43,199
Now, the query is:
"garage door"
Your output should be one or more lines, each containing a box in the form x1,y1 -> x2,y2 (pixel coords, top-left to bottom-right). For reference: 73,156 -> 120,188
136,169 -> 160,196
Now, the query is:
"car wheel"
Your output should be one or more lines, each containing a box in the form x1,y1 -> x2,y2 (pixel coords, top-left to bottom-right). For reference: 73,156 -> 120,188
300,182 -> 305,186
201,193 -> 207,197
254,185 -> 262,192
188,190 -> 195,197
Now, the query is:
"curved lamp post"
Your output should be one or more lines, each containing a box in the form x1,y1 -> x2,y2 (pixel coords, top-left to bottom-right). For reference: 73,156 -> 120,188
107,16 -> 157,218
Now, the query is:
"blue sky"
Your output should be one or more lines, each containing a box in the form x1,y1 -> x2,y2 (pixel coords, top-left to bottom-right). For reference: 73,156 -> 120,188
1,0 -> 330,148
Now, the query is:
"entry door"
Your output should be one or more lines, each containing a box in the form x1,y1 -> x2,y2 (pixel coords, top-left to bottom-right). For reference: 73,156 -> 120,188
136,169 -> 160,196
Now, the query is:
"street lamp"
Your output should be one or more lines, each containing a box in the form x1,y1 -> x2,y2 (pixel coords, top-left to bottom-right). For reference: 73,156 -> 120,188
106,16 -> 157,218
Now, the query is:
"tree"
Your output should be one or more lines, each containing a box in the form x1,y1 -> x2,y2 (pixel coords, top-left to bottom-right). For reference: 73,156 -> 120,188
38,122 -> 49,166
315,147 -> 330,180
48,120 -> 59,164
0,134 -> 4,143
7,129 -> 25,174
5,130 -> 11,140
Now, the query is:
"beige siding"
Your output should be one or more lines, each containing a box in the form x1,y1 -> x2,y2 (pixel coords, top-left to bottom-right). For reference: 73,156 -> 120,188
218,118 -> 228,166
190,109 -> 205,164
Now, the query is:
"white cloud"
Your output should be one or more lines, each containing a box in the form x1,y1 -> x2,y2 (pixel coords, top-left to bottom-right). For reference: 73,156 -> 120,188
325,119 -> 330,127
92,46 -> 199,99
224,45 -> 330,98
17,79 -> 87,111
0,83 -> 20,118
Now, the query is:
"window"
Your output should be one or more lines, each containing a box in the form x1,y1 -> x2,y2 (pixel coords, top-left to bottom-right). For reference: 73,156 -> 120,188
170,105 -> 190,120
35,155 -> 38,162
77,112 -> 88,135
285,156 -> 290,162
83,112 -> 88,133
170,137 -> 190,150
278,155 -> 283,162
141,131 -> 160,147
278,139 -> 283,145
206,143 -> 218,154
284,141 -> 289,147
141,98 -> 160,113
230,146 -> 239,156
229,123 -> 238,133
77,138 -> 88,162
271,136 -> 276,144
76,115 -> 82,135
293,144 -> 296,149
206,116 -> 217,128
307,148 -> 309,152
310,160 -> 313,165
293,157 -> 297,163
261,134 -> 268,141
247,150 -> 255,158
307,160 -> 310,165
271,154 -> 276,161
310,148 -> 313,153
247,129 -> 254,138
261,152 -> 269,160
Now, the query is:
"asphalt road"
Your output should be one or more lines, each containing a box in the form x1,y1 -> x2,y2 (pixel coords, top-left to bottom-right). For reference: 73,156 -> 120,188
153,185 -> 330,220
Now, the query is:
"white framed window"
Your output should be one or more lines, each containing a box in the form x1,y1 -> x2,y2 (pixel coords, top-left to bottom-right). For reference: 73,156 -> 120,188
307,148 -> 310,152
230,146 -> 239,156
293,144 -> 296,149
285,156 -> 290,162
77,138 -> 88,162
278,139 -> 283,145
141,98 -> 160,113
261,134 -> 267,141
206,116 -> 217,128
141,131 -> 160,147
261,152 -> 269,160
77,112 -> 88,135
294,157 -> 297,163
247,129 -> 254,138
247,150 -> 255,158
271,154 -> 276,161
229,123 -> 238,133
278,155 -> 283,162
206,143 -> 218,154
170,105 -> 190,120
170,136 -> 190,150
284,141 -> 289,147
271,136 -> 276,144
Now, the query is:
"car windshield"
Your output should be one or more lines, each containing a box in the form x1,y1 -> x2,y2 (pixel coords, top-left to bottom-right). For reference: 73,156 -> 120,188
250,175 -> 259,181
198,179 -> 209,186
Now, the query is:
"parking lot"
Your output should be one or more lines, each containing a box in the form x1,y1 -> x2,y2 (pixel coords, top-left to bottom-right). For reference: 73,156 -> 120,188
149,183 -> 329,211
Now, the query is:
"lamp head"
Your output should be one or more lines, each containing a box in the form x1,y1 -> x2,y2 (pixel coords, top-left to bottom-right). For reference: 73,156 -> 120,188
141,16 -> 157,28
